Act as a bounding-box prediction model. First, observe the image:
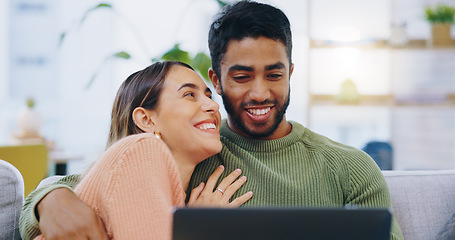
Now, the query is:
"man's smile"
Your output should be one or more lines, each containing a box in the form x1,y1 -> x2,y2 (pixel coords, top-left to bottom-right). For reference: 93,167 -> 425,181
244,106 -> 274,122
245,107 -> 271,116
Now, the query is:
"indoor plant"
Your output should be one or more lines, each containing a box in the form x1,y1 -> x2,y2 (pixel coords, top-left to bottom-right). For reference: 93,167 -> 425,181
425,4 -> 455,46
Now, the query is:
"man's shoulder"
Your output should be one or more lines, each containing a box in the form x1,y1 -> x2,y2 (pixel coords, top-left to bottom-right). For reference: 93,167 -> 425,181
291,122 -> 374,166
291,122 -> 358,153
218,119 -> 370,161
294,124 -> 382,186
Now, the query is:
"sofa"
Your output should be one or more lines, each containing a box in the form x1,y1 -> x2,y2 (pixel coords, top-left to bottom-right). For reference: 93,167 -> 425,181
0,160 -> 24,240
383,170 -> 455,240
1,168 -> 455,240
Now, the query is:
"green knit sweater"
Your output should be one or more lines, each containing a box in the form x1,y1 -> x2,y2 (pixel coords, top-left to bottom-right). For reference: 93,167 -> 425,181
187,120 -> 403,239
19,120 -> 403,240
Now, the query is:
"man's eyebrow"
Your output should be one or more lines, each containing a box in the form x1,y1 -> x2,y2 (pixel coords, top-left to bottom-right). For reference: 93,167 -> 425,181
178,83 -> 199,91
228,65 -> 254,72
265,62 -> 286,71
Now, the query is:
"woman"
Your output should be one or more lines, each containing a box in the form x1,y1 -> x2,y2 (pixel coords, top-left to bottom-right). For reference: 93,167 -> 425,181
35,61 -> 253,240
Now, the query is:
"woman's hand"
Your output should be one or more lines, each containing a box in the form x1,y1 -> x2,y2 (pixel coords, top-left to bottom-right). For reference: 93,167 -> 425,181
187,165 -> 253,207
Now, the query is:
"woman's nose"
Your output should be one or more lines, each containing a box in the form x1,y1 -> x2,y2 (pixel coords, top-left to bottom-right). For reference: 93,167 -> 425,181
202,97 -> 219,113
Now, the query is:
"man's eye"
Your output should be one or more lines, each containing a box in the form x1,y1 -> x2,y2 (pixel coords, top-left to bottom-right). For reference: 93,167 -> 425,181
233,75 -> 250,81
268,74 -> 282,80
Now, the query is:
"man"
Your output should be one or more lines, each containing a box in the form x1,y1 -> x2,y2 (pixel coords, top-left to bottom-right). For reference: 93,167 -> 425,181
20,1 -> 403,239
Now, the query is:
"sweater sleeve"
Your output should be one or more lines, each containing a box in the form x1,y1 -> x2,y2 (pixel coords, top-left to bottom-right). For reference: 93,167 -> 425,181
19,174 -> 81,240
75,135 -> 184,240
343,150 -> 403,240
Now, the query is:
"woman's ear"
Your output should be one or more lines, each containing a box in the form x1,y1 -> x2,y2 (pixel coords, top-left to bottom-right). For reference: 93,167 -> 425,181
132,107 -> 156,133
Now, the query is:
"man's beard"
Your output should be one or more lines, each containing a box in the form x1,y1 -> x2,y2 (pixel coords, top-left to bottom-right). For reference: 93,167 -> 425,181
221,87 -> 290,139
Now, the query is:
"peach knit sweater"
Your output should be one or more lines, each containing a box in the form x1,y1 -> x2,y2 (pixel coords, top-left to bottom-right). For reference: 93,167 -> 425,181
35,133 -> 186,240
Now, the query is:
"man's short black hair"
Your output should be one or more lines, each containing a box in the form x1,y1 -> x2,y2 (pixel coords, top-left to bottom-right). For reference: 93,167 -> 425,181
208,0 -> 293,78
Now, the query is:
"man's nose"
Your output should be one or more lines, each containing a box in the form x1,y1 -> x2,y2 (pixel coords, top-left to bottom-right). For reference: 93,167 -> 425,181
248,78 -> 270,103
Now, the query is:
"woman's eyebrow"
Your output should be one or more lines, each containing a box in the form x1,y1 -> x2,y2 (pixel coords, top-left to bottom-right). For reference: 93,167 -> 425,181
178,83 -> 199,91
178,83 -> 211,95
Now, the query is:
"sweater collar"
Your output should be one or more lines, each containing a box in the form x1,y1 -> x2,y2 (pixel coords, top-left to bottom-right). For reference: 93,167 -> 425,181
219,119 -> 305,152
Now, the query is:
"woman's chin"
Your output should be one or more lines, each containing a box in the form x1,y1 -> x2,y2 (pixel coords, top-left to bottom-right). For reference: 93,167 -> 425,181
199,143 -> 223,162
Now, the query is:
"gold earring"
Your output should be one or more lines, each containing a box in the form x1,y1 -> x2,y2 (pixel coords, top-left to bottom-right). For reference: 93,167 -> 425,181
154,131 -> 162,139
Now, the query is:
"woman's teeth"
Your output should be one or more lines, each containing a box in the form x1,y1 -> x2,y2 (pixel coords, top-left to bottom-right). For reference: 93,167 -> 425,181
198,123 -> 216,130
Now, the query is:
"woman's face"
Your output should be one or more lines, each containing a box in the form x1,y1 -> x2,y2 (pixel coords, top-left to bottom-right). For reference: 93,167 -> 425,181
152,65 -> 222,162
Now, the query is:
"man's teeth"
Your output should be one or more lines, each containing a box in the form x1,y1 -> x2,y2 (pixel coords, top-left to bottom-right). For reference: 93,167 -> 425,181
198,123 -> 216,130
247,108 -> 270,116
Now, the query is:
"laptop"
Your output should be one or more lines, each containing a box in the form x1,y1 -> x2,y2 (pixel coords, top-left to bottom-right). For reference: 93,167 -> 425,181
173,207 -> 391,240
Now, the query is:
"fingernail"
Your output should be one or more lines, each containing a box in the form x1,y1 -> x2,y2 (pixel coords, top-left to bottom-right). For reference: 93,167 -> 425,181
240,176 -> 247,181
219,165 -> 225,170
235,169 -> 242,174
248,191 -> 253,196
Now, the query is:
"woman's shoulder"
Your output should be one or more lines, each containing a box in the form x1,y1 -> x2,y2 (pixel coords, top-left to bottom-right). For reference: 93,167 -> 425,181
101,133 -> 171,165
109,133 -> 167,151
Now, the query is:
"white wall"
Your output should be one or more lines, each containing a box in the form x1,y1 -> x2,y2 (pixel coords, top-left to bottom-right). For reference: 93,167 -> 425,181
4,0 -> 455,172
0,0 -> 7,99
0,0 -> 9,142
109,0 -> 309,124
0,0 -> 310,173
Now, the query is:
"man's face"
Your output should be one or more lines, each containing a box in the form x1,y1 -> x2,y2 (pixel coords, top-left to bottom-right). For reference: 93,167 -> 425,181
210,36 -> 294,140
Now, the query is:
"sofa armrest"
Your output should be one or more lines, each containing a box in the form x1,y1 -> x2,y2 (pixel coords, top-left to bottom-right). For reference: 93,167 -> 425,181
0,159 -> 24,240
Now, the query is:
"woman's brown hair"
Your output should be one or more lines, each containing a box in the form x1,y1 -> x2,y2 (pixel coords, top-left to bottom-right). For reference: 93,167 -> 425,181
106,61 -> 194,148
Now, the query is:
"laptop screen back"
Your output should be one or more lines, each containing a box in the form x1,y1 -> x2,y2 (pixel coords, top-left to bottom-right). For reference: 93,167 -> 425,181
173,207 -> 391,240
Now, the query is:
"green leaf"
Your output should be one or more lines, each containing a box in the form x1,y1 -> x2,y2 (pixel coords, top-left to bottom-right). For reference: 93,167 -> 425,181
216,0 -> 228,7
425,4 -> 455,23
191,52 -> 212,82
87,3 -> 112,14
81,3 -> 113,25
26,97 -> 36,109
58,33 -> 66,48
85,51 -> 131,89
160,44 -> 191,65
95,3 -> 112,8
112,51 -> 131,59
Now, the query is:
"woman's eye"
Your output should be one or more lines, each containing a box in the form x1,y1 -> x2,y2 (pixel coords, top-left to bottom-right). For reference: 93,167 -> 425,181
184,92 -> 195,98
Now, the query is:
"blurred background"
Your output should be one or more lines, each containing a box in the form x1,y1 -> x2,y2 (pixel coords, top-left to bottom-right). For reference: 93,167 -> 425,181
1,0 -> 455,178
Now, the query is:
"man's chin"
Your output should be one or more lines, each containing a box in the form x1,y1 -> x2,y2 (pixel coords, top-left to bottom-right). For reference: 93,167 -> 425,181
242,122 -> 277,138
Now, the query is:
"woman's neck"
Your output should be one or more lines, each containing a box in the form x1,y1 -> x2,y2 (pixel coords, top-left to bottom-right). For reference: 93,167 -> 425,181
172,152 -> 198,191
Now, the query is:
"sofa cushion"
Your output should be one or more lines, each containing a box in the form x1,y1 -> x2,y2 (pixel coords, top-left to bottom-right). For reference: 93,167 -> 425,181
0,159 -> 24,240
383,170 -> 455,240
